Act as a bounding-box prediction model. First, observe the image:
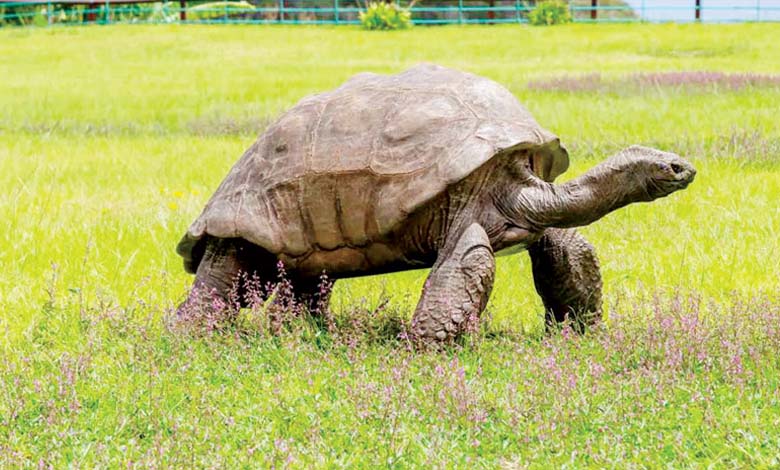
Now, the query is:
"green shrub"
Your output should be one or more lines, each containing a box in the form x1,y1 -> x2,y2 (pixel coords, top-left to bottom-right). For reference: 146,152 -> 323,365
527,0 -> 572,25
147,3 -> 180,23
188,1 -> 255,20
359,2 -> 412,30
0,4 -> 47,26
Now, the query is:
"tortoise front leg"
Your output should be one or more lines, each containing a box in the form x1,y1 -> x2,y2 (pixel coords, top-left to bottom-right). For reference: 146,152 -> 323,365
411,223 -> 495,344
527,228 -> 603,333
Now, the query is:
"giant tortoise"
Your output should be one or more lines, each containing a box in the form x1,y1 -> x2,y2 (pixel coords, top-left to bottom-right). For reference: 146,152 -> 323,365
176,64 -> 696,342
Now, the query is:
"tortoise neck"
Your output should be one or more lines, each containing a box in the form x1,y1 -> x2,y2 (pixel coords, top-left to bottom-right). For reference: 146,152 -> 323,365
513,155 -> 644,230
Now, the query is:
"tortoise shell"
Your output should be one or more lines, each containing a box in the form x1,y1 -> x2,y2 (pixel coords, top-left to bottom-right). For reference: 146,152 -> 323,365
178,63 -> 568,273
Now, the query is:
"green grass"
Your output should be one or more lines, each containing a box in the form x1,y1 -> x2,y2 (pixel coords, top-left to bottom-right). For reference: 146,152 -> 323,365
2,24 -> 780,467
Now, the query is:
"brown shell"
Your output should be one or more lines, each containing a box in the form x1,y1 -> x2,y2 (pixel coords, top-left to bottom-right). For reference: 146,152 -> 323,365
178,64 -> 568,271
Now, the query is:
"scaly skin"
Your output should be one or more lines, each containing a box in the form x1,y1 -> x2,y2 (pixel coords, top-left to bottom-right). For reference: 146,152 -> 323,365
528,228 -> 603,332
175,238 -> 252,322
410,223 -> 495,344
176,237 -> 330,318
509,145 -> 696,231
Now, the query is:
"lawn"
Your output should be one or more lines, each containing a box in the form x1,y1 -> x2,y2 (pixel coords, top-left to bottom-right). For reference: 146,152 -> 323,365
1,23 -> 780,467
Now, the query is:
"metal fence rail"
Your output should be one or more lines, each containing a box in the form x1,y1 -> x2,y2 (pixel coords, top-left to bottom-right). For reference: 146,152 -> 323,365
1,0 -> 779,26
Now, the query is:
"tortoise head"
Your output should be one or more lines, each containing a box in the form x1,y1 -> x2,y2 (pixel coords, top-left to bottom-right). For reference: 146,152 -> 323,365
617,145 -> 697,200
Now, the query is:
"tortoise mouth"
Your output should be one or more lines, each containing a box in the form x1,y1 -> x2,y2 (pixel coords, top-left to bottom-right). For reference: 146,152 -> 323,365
648,161 -> 696,197
658,161 -> 696,185
653,170 -> 695,195
674,178 -> 693,190
675,166 -> 696,186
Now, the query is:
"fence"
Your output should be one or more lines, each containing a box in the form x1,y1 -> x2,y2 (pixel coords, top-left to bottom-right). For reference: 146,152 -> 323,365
1,0 -> 779,26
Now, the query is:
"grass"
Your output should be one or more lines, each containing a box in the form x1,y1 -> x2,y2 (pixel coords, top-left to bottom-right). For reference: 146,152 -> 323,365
1,23 -> 780,467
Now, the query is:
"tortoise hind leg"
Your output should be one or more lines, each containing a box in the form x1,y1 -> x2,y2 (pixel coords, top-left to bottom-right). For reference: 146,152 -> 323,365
411,223 -> 496,345
290,276 -> 334,316
176,238 -> 270,322
527,228 -> 603,333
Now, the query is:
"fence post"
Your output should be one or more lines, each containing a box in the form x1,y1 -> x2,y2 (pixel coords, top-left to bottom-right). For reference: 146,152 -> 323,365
591,0 -> 597,20
458,0 -> 463,23
86,2 -> 95,22
104,0 -> 109,23
47,0 -> 52,24
334,0 -> 339,24
180,0 -> 186,20
695,0 -> 701,20
515,0 -> 520,23
223,0 -> 227,21
279,0 -> 284,22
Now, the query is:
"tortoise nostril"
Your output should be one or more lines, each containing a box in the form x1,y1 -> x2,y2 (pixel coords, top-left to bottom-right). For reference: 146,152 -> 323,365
670,163 -> 683,174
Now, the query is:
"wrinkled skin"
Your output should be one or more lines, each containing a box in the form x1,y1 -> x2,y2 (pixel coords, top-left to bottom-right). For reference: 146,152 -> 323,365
177,144 -> 695,344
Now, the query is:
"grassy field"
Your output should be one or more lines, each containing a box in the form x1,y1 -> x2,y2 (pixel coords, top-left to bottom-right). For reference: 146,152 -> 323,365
2,24 -> 780,467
